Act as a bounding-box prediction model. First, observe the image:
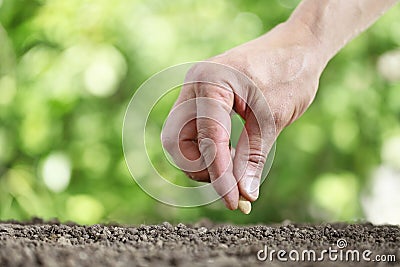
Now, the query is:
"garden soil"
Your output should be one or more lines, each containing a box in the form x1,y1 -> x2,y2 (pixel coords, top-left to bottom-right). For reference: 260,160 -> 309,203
1,219 -> 399,267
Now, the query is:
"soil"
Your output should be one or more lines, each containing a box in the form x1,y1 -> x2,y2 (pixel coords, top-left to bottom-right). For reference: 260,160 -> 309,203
0,219 -> 399,267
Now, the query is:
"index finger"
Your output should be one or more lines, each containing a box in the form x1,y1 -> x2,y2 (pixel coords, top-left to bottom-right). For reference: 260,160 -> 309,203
195,84 -> 239,210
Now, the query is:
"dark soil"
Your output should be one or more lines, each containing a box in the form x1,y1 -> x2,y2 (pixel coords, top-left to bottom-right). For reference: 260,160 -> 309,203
0,219 -> 399,267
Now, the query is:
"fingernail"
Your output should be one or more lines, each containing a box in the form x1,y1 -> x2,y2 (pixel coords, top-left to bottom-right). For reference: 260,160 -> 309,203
244,177 -> 259,200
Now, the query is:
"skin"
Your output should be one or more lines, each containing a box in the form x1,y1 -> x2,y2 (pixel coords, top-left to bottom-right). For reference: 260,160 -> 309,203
161,0 -> 399,210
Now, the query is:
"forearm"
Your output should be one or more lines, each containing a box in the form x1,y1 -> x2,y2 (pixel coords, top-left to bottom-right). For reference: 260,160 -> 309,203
287,0 -> 399,63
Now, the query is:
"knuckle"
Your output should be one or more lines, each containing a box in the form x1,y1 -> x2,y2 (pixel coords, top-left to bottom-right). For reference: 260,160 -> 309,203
247,138 -> 268,167
197,125 -> 228,144
194,83 -> 234,105
247,151 -> 267,172
248,146 -> 267,164
185,63 -> 207,84
185,63 -> 234,103
197,125 -> 217,140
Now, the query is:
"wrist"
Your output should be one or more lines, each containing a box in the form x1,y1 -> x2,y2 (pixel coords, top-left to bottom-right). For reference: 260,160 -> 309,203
284,18 -> 335,67
269,20 -> 330,73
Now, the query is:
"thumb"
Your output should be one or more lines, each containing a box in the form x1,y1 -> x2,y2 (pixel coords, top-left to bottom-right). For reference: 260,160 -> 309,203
233,112 -> 276,202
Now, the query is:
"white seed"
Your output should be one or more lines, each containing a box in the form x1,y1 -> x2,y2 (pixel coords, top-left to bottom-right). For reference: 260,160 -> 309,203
238,196 -> 252,214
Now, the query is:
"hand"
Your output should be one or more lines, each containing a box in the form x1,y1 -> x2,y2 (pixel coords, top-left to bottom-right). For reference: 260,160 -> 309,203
161,22 -> 325,210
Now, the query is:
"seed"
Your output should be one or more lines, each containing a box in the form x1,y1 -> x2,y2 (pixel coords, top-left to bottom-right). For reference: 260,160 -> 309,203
238,196 -> 252,214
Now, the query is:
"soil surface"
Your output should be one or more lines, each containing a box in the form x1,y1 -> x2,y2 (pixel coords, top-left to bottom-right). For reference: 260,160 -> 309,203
0,219 -> 399,267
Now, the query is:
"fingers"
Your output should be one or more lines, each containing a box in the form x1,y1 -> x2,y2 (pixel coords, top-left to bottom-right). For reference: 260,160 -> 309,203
162,99 -> 202,172
162,87 -> 209,179
176,119 -> 210,181
195,84 -> 239,210
162,82 -> 239,209
163,61 -> 272,210
163,82 -> 275,208
234,110 -> 276,202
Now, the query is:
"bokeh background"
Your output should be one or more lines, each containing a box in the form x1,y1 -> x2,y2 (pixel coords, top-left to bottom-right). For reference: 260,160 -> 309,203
1,0 -> 400,225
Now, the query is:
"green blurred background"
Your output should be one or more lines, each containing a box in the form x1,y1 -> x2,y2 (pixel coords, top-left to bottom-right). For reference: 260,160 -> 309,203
1,0 -> 400,225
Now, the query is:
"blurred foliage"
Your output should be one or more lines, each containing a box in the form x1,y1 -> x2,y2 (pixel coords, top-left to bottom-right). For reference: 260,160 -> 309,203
0,0 -> 400,225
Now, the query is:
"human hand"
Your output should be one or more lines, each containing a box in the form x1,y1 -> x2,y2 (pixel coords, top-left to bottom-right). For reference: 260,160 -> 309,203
161,22 -> 326,210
